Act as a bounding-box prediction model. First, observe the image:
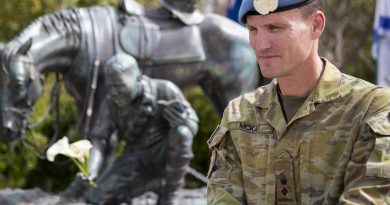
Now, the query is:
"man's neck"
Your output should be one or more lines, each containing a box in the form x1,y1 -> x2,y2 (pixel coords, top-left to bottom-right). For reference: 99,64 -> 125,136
278,57 -> 324,97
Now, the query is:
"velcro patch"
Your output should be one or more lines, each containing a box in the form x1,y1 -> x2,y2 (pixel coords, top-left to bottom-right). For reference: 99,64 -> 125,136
207,125 -> 228,148
229,122 -> 273,134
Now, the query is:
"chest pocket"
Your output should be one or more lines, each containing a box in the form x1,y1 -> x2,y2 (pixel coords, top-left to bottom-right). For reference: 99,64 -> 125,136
365,110 -> 390,178
299,130 -> 343,202
229,122 -> 275,170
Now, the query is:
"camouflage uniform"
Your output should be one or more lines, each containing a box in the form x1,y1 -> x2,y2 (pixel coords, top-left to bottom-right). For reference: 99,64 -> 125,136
207,59 -> 390,204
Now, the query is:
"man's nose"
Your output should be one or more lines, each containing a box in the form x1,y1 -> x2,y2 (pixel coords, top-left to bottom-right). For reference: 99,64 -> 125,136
251,32 -> 272,52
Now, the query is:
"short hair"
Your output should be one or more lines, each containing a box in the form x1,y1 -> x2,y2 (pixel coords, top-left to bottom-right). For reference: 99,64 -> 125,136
104,53 -> 140,78
300,0 -> 327,18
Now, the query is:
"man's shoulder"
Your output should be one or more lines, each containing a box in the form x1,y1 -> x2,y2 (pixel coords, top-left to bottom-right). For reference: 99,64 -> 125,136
228,83 -> 272,107
339,73 -> 390,99
340,73 -> 375,90
338,74 -> 390,120
224,84 -> 273,122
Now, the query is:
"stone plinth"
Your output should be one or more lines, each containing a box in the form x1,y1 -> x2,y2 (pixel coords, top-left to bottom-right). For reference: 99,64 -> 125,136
0,187 -> 207,205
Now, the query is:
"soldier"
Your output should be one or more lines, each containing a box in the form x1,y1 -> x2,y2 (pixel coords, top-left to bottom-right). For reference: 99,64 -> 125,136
207,0 -> 390,204
81,53 -> 198,205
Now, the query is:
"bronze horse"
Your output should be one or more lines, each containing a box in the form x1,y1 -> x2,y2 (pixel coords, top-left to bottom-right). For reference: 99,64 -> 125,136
0,0 -> 265,142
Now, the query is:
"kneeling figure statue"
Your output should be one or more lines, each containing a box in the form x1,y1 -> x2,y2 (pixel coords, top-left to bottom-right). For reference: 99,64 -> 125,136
66,53 -> 198,205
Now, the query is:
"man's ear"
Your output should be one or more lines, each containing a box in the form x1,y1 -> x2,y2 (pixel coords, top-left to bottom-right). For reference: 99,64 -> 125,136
311,11 -> 325,39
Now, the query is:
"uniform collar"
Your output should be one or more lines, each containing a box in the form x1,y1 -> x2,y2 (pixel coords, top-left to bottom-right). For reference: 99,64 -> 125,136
307,59 -> 342,104
244,58 -> 342,137
251,58 -> 342,108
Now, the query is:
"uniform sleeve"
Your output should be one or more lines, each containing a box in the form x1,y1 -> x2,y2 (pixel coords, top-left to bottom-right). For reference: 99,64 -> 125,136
339,110 -> 390,204
207,111 -> 246,205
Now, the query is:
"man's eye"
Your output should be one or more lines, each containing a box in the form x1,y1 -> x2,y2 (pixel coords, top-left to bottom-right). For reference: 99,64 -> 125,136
248,27 -> 256,32
268,25 -> 282,31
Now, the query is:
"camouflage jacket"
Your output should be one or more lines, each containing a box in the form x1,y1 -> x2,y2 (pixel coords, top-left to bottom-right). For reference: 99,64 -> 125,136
207,59 -> 390,205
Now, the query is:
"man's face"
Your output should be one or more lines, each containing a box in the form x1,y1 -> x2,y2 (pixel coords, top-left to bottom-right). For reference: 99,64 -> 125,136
246,8 -> 316,79
105,73 -> 140,107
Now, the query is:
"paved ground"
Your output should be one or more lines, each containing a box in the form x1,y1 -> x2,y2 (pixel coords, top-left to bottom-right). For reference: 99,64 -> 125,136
132,188 -> 206,205
0,187 -> 207,205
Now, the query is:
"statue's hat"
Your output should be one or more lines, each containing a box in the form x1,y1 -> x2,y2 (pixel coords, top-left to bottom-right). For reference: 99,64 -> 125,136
238,0 -> 317,24
160,0 -> 204,25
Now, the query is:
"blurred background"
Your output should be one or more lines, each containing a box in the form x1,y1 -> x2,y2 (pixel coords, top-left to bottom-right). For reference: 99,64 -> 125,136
0,0 -> 380,193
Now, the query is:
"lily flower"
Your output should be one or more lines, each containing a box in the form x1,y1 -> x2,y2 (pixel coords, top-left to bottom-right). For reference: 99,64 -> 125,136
46,136 -> 93,181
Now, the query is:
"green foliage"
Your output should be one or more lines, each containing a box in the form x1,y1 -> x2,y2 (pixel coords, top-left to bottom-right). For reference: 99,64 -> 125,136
23,75 -> 80,192
184,87 -> 220,187
0,74 -> 80,191
0,0 -> 114,191
0,142 -> 39,187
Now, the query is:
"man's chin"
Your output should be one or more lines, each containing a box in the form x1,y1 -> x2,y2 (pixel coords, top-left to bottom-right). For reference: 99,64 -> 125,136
259,68 -> 277,79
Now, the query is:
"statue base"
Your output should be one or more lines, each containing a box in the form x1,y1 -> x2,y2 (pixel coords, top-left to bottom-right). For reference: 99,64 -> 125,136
0,187 -> 206,205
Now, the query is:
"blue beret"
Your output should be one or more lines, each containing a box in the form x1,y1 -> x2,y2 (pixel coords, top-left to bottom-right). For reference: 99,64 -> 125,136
238,0 -> 316,24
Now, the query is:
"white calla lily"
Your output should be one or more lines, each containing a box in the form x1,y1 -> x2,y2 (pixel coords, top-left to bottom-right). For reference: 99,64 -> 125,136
69,139 -> 93,163
46,137 -> 94,183
46,137 -> 74,162
253,0 -> 278,15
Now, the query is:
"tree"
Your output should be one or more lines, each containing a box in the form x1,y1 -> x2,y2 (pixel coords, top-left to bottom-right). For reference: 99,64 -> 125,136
320,1 -> 376,82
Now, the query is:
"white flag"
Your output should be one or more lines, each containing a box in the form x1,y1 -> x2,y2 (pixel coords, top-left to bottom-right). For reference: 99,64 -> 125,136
372,0 -> 390,86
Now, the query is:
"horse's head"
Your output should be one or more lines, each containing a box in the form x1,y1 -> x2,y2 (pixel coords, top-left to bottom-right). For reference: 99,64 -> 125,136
0,39 -> 43,142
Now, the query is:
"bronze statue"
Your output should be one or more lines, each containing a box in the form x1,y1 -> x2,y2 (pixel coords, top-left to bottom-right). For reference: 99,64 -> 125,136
63,53 -> 198,205
0,0 -> 267,142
